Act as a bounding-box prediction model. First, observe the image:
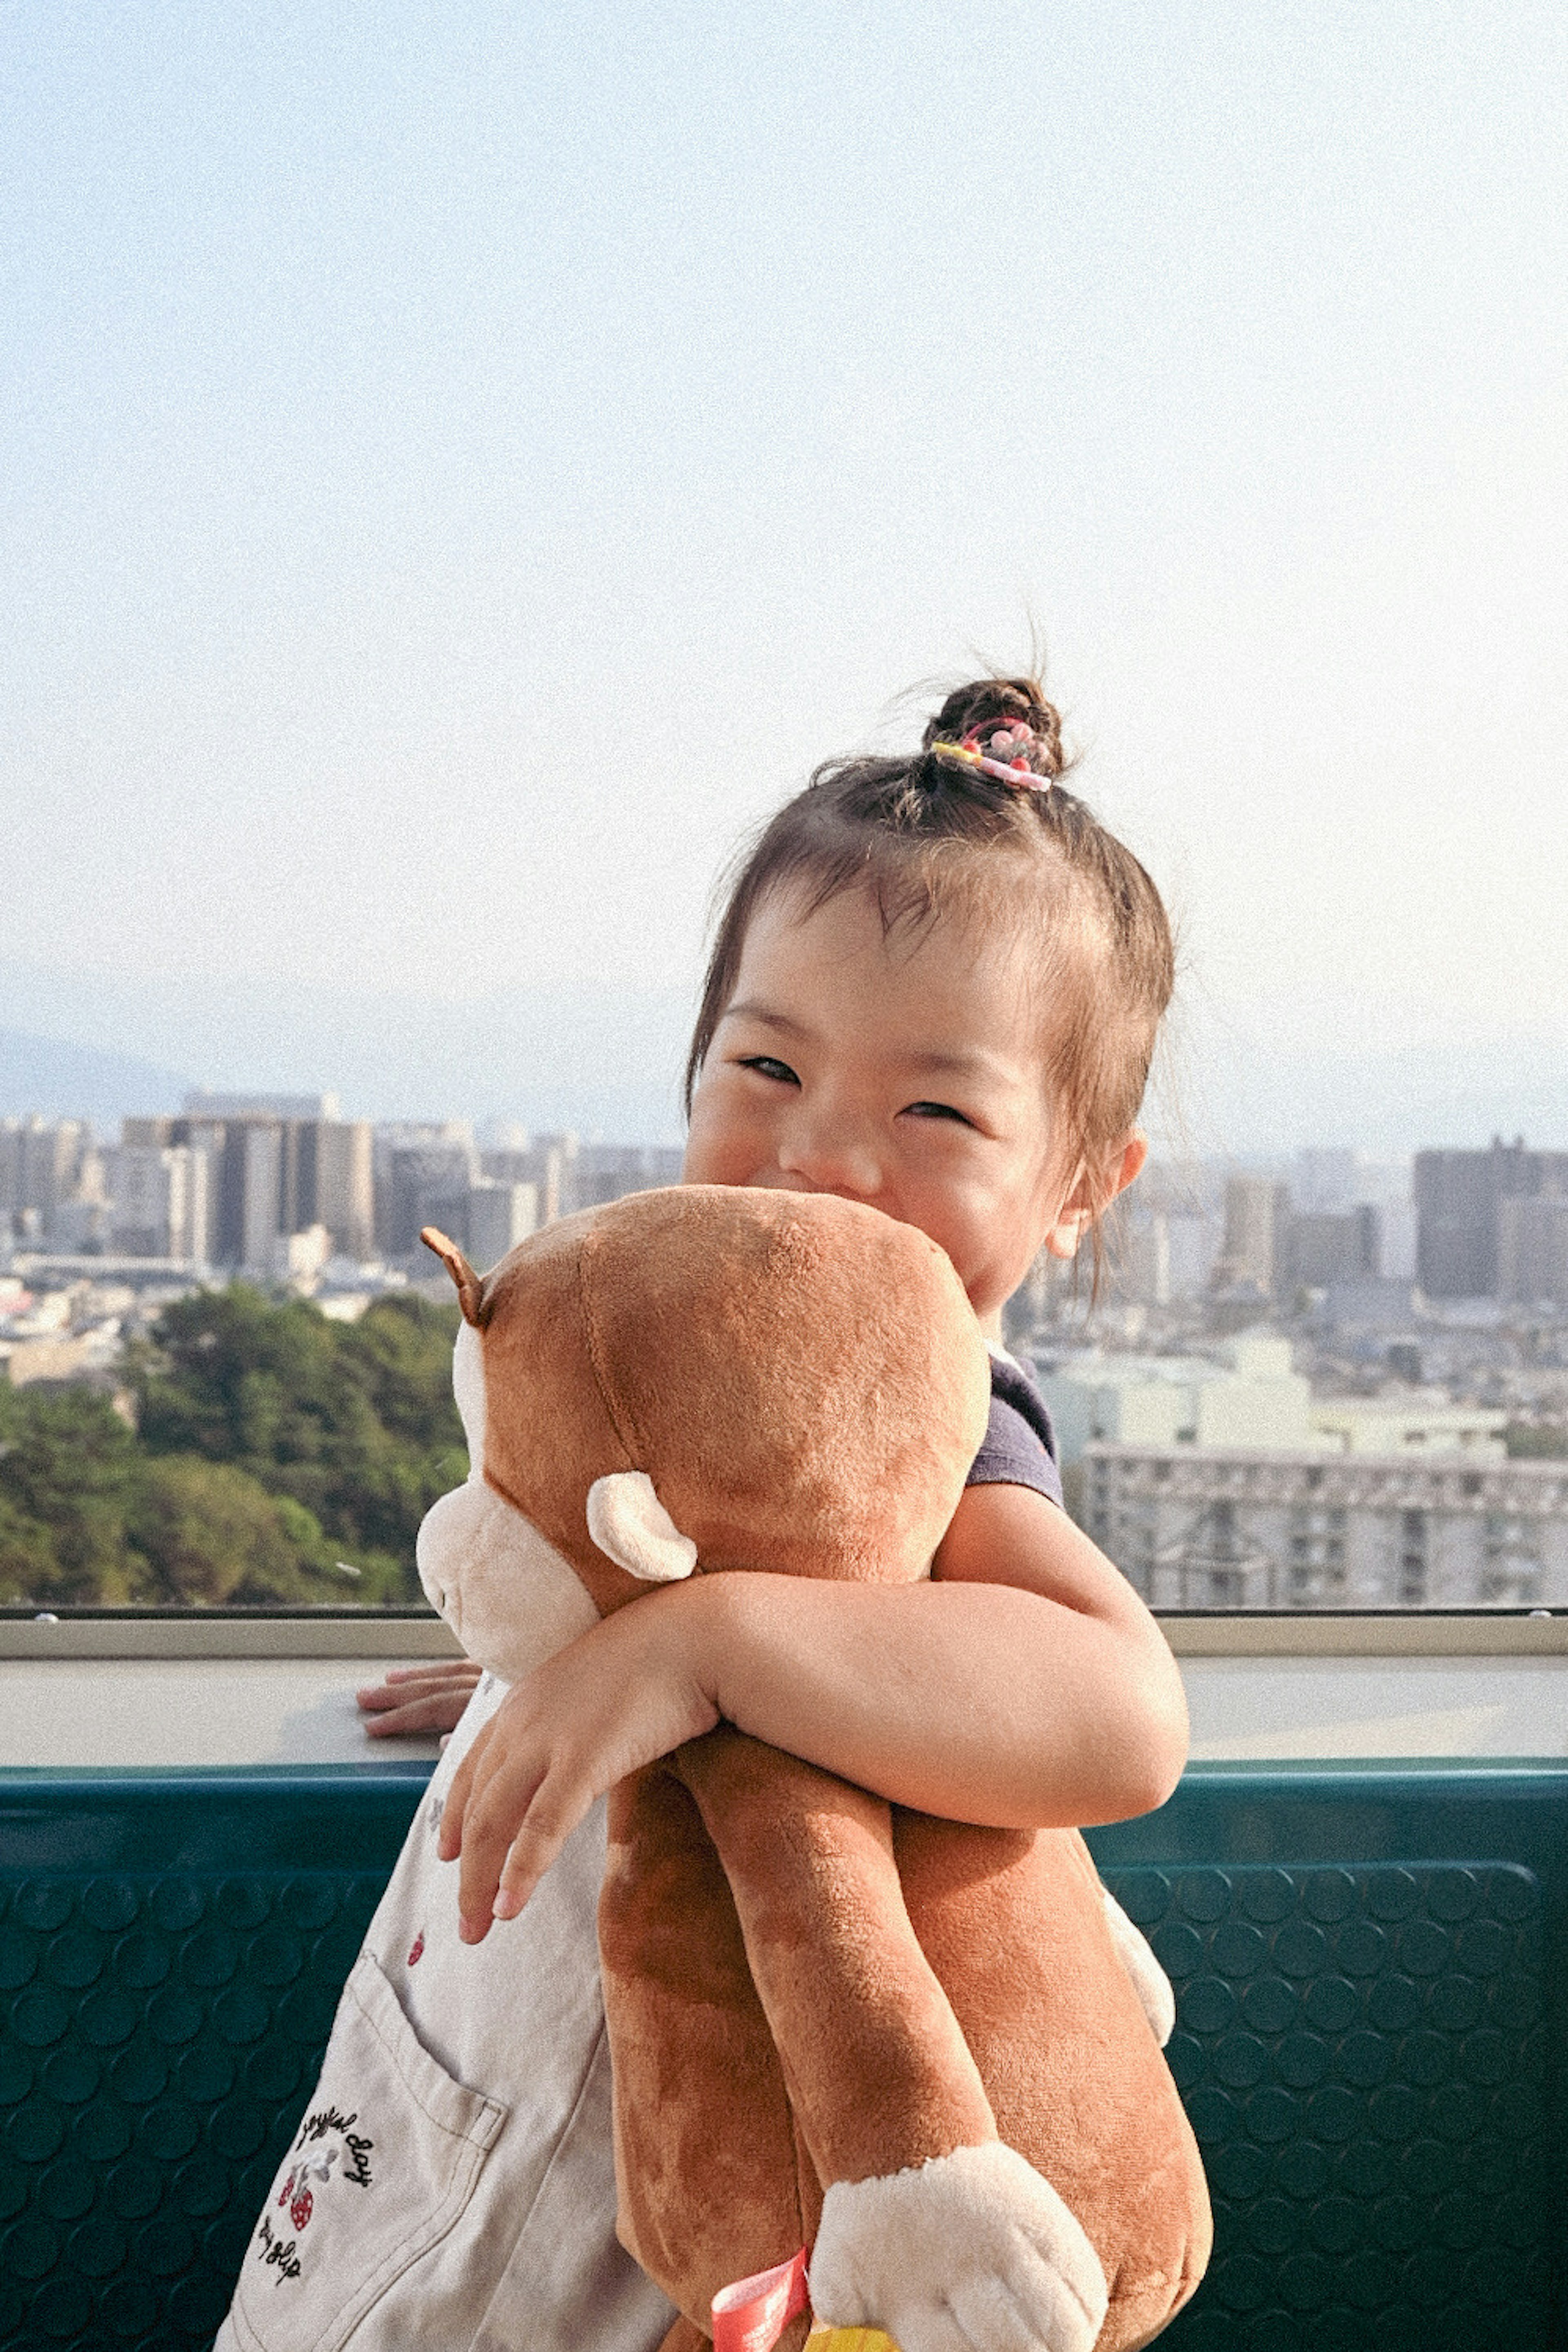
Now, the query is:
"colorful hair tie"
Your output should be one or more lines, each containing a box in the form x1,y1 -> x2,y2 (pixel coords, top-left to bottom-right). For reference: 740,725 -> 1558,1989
930,724 -> 1052,793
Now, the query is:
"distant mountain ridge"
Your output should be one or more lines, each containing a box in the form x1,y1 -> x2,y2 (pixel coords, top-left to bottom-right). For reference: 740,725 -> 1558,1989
2,967 -> 1563,1155
0,1029 -> 189,1129
1186,1033 -> 1568,1158
0,963 -> 695,1140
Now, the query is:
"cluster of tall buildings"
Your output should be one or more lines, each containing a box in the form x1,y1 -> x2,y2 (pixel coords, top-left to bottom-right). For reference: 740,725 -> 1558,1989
1184,1138 -> 1568,1314
1,1098 -> 683,1277
1029,1140 -> 1568,1612
1210,1178 -> 1382,1301
7,1109 -> 1565,1310
1414,1139 -> 1568,1305
6,1089 -> 1566,1608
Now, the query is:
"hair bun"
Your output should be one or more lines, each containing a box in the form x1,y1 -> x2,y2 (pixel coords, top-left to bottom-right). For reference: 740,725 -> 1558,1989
921,676 -> 1065,779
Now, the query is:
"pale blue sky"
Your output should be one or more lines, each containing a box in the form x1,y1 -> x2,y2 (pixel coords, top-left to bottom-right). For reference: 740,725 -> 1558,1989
4,0 -> 1566,1144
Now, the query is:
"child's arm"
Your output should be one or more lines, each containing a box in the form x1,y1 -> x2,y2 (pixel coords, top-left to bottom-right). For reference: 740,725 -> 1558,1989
442,1485 -> 1186,1939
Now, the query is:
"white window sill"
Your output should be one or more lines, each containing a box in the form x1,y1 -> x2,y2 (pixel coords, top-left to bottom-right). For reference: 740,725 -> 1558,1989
0,1613 -> 1562,1771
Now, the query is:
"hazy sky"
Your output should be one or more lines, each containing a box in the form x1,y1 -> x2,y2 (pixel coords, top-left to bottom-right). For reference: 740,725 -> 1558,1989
4,0 -> 1566,1145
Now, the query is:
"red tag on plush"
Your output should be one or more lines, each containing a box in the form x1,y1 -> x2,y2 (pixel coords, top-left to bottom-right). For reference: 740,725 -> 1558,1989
712,2247 -> 811,2352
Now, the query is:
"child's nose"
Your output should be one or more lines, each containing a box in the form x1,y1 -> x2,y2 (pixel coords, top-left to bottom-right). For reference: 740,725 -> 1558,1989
777,1116 -> 882,1202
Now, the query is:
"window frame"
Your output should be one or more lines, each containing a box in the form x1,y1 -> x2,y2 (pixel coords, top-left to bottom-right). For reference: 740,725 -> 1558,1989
2,1605 -> 1565,1662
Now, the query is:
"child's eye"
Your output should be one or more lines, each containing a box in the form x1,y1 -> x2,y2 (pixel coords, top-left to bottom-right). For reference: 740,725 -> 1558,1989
737,1055 -> 800,1087
903,1100 -> 975,1127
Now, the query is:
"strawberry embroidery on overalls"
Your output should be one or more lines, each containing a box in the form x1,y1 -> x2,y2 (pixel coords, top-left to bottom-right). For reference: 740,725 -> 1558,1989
276,2145 -> 339,2230
408,1930 -> 425,1966
256,2117 -> 373,2281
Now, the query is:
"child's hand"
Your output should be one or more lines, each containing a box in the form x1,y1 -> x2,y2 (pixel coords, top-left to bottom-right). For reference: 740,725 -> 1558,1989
439,1596 -> 719,1942
356,1660 -> 483,1737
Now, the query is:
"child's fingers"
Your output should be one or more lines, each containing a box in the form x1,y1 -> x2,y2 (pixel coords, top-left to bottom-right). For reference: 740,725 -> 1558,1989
356,1661 -> 481,1710
490,1777 -> 590,1922
438,1719 -> 489,1861
360,1661 -> 481,1691
453,1756 -> 561,1940
362,1688 -> 476,1737
439,1711 -> 543,1931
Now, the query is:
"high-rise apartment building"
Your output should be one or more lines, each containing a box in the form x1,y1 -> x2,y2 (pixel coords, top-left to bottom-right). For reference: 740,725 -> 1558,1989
1414,1139 -> 1568,1299
1211,1176 -> 1289,1295
1281,1204 -> 1381,1290
1085,1444 -> 1567,1610
1498,1196 -> 1568,1307
124,1111 -> 376,1267
463,1181 -> 539,1270
314,1120 -> 375,1263
479,1134 -> 575,1226
0,1117 -> 91,1231
239,1125 -> 283,1270
381,1140 -> 480,1258
106,1144 -> 212,1262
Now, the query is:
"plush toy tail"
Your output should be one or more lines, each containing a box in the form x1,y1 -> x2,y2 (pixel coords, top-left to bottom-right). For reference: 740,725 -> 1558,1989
420,1225 -> 487,1327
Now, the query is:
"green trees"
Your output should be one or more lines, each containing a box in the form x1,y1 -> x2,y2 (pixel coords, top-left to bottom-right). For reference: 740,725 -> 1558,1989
0,1385 -> 140,1605
0,1287 -> 465,1608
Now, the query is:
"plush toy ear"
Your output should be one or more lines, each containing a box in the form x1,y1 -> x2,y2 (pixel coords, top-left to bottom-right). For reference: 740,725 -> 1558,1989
586,1472 -> 699,1583
421,1225 -> 487,1327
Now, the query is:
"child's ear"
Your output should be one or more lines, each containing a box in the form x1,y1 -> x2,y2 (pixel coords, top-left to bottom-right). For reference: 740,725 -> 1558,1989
1041,1131 -> 1148,1261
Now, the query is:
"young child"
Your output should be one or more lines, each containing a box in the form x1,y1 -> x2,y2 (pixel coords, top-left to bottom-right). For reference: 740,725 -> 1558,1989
220,672 -> 1188,2352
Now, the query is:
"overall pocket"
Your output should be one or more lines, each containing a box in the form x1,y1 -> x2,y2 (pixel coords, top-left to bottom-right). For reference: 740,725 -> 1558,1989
223,1949 -> 507,2352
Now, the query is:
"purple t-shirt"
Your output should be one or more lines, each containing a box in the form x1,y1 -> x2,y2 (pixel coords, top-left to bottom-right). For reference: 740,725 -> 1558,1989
964,1352 -> 1064,1510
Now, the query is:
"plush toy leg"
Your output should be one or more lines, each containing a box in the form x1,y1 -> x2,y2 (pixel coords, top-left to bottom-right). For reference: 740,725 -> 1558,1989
673,1735 -> 1113,2352
895,1819 -> 1212,2352
601,1762 -> 819,2327
811,2143 -> 1107,2352
672,1729 -> 997,2189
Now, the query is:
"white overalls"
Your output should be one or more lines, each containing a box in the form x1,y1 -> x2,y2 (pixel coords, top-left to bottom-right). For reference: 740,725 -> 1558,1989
216,1674 -> 677,2352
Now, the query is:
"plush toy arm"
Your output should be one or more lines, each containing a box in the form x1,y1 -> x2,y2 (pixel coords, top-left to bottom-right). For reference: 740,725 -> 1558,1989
673,1733 -> 1109,2352
1100,1886 -> 1177,2047
670,1728 -> 996,2189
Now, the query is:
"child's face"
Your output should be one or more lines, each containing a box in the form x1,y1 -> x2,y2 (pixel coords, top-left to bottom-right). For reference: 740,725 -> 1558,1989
684,884 -> 1105,1328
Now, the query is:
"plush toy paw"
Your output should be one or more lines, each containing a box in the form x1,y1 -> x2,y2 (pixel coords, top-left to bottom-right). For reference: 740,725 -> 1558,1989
809,2141 -> 1108,2352
1101,1886 -> 1177,2047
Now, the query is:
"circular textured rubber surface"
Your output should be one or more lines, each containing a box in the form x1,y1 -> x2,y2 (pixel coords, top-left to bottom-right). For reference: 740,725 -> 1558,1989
1,1866 -> 390,2351
0,1800 -> 1557,2352
1103,1860 -> 1550,2352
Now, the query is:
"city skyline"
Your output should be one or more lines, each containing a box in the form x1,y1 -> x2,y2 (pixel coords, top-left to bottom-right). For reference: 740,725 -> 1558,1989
7,1103 -> 1566,1619
9,1092 -> 1568,1312
2,1034 -> 1565,1172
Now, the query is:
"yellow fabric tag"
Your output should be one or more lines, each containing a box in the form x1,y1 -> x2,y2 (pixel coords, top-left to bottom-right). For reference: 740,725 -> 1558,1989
804,2332 -> 901,2351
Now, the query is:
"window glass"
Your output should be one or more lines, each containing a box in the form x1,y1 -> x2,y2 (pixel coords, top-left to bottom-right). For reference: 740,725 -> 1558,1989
4,4 -> 1564,1614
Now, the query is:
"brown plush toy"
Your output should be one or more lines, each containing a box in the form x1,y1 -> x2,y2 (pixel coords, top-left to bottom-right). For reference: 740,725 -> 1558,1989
417,1185 -> 1209,2352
